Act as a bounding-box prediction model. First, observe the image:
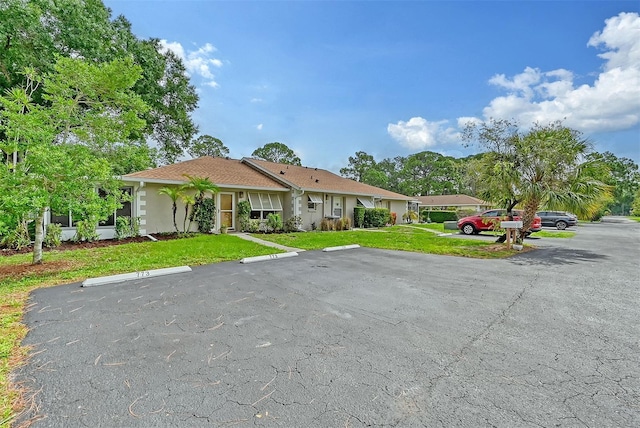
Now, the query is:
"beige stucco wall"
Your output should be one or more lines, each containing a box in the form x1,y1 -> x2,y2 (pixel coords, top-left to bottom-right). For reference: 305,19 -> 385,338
137,184 -> 291,234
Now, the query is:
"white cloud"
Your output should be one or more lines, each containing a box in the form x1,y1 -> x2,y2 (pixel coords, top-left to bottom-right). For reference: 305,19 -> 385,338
159,40 -> 223,88
478,12 -> 640,133
256,123 -> 263,131
250,98 -> 264,103
387,117 -> 459,149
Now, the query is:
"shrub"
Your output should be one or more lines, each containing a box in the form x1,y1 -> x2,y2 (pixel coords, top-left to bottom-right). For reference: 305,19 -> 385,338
402,210 -> 418,223
320,218 -> 331,231
2,221 -> 31,250
390,212 -> 397,225
73,219 -> 99,242
265,213 -> 283,232
363,208 -> 389,228
115,216 -> 131,240
115,216 -> 141,240
245,219 -> 261,233
194,198 -> 216,233
341,217 -> 351,230
44,223 -> 62,248
353,206 -> 365,228
237,200 -> 252,231
284,216 -> 303,232
421,210 -> 457,223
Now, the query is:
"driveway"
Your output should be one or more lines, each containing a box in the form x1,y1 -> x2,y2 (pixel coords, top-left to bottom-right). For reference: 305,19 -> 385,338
15,222 -> 640,427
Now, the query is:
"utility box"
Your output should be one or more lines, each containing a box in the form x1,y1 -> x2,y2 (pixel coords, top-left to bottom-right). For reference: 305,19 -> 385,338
500,221 -> 523,229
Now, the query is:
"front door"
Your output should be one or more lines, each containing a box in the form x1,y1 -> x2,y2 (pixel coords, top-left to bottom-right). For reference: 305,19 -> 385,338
219,193 -> 235,230
332,196 -> 343,218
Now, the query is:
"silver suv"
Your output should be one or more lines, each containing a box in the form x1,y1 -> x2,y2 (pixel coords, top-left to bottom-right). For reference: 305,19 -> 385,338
536,211 -> 577,230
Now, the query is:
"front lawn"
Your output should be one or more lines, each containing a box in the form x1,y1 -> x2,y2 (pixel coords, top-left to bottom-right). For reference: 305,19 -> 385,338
0,234 -> 282,426
253,226 -> 520,258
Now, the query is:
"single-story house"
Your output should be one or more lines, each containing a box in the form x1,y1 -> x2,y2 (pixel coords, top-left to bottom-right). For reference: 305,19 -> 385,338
59,156 -> 412,237
415,194 -> 491,212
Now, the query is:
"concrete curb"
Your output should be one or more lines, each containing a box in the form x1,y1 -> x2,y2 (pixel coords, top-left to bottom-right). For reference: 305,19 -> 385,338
82,266 -> 192,287
240,252 -> 299,264
323,244 -> 361,252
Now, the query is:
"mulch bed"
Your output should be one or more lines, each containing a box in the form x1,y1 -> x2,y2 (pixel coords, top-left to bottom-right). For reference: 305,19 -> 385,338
0,233 -> 189,258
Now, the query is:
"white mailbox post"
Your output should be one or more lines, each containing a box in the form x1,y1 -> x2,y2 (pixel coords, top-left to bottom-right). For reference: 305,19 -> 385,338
500,221 -> 523,249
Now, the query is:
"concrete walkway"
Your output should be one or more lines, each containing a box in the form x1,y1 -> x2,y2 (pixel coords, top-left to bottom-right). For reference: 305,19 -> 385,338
233,232 -> 304,252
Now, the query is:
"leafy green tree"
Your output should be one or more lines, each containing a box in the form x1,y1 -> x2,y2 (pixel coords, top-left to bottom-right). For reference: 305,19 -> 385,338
187,135 -> 229,158
585,151 -> 639,215
631,188 -> 640,216
340,151 -> 376,181
0,56 -> 148,264
251,142 -> 301,165
0,0 -> 199,164
463,119 -> 610,240
397,151 -> 461,196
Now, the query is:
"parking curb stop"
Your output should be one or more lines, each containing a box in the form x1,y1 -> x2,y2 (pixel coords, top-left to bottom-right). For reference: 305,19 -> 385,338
240,252 -> 299,264
323,244 -> 361,252
82,266 -> 192,287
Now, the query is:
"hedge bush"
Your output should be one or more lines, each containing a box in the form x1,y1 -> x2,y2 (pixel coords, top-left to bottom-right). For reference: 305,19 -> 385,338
421,210 -> 458,223
353,206 -> 365,228
363,208 -> 390,228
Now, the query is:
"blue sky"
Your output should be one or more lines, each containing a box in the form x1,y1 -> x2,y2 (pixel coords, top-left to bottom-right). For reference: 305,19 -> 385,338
104,1 -> 640,172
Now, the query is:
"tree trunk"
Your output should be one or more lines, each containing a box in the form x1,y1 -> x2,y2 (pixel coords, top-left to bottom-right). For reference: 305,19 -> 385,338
518,198 -> 541,243
172,203 -> 178,232
32,207 -> 46,265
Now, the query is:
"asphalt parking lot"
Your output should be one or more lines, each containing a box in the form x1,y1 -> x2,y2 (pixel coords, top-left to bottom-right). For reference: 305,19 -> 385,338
16,222 -> 640,427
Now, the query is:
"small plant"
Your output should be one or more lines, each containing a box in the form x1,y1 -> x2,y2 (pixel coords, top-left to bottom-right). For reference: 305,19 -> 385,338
2,220 -> 31,250
44,223 -> 62,248
73,219 -> 99,242
402,210 -> 418,223
220,223 -> 228,234
320,218 -> 331,231
265,213 -> 283,233
341,217 -> 351,230
115,216 -> 132,240
284,216 -> 303,232
390,212 -> 397,225
115,216 -> 141,240
237,200 -> 252,232
247,219 -> 261,233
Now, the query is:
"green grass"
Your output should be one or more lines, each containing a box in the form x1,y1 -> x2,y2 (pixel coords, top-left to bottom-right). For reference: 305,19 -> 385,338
400,222 -> 446,232
534,230 -> 576,238
629,216 -> 640,223
253,226 -> 517,258
0,234 -> 283,426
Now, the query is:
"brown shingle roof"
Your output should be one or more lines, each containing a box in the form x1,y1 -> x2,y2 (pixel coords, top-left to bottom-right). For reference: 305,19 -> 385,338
243,158 -> 411,200
122,156 -> 287,190
415,194 -> 489,206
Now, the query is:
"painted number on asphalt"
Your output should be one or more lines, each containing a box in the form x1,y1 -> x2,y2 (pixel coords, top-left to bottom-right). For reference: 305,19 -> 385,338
137,271 -> 151,277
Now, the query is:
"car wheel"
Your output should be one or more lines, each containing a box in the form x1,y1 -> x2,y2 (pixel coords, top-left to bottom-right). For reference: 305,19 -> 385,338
461,223 -> 475,235
556,221 -> 567,230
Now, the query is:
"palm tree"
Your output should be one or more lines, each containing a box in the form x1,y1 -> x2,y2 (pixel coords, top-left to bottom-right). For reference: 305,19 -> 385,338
158,186 -> 182,232
466,120 -> 610,243
182,175 -> 220,225
180,194 -> 195,233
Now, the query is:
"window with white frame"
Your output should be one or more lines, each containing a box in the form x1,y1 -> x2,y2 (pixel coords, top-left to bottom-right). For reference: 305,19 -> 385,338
307,194 -> 323,211
357,197 -> 375,209
248,193 -> 283,219
49,187 -> 133,228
